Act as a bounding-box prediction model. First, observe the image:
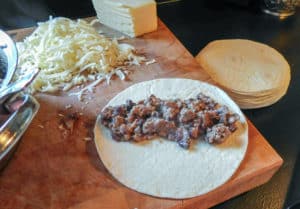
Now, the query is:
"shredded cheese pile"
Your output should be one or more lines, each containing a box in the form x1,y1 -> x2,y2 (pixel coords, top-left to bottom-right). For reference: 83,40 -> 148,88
16,17 -> 146,94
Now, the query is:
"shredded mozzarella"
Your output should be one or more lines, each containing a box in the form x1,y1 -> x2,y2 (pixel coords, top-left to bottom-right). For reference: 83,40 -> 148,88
15,17 -> 146,94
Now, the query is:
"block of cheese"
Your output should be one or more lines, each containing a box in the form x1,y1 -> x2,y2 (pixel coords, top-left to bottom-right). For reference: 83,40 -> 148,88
92,0 -> 157,37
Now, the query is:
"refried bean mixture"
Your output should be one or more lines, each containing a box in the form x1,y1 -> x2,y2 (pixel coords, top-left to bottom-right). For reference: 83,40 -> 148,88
100,93 -> 240,149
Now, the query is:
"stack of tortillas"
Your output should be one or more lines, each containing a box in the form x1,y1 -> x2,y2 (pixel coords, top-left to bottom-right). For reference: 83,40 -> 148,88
196,39 -> 291,109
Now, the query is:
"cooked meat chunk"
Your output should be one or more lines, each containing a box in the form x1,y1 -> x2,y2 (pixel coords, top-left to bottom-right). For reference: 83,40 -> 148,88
164,100 -> 178,108
197,93 -> 217,110
129,104 -> 153,118
187,100 -> 205,112
143,118 -> 176,137
132,134 -> 149,142
145,94 -> 161,108
205,124 -> 231,144
119,124 -> 129,135
189,125 -> 200,138
142,118 -> 157,134
100,106 -> 114,125
176,128 -> 191,149
217,105 -> 240,129
100,93 -> 240,149
110,127 -> 123,141
112,105 -> 127,117
125,99 -> 136,111
179,108 -> 196,123
112,116 -> 125,127
198,112 -> 212,129
161,106 -> 180,121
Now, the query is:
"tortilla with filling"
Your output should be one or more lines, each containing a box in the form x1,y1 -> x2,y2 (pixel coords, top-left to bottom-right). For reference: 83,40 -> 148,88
94,78 -> 248,198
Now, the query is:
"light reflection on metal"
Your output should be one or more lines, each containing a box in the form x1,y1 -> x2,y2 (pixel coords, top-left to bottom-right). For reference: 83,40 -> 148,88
262,0 -> 297,18
0,130 -> 15,153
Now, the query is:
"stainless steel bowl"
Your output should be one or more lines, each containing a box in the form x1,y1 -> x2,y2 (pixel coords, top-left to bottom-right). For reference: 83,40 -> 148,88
0,30 -> 18,88
0,30 -> 39,171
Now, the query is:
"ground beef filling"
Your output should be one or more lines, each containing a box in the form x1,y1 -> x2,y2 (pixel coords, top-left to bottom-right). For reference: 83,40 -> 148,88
100,93 -> 240,149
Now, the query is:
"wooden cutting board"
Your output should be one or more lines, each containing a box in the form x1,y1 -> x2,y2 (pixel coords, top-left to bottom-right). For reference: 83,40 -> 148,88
0,19 -> 283,209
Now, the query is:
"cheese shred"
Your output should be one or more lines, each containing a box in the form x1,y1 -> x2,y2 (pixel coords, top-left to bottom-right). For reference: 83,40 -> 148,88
16,17 -> 146,94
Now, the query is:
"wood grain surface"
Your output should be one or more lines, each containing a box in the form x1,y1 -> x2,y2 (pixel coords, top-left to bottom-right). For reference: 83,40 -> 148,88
0,19 -> 283,209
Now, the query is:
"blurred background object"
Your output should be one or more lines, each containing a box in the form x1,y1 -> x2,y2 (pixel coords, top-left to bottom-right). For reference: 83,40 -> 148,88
261,0 -> 299,18
0,0 -> 299,30
0,0 -> 95,30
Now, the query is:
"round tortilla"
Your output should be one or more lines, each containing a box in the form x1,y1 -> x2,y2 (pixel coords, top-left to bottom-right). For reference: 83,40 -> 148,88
195,39 -> 290,93
94,78 -> 248,198
195,39 -> 290,109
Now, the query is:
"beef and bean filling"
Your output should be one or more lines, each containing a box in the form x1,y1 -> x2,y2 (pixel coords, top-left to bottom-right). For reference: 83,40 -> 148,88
100,93 -> 240,149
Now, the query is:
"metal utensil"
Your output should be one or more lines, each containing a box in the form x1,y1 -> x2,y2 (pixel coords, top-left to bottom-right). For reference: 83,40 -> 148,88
0,93 -> 39,170
0,68 -> 39,107
0,30 -> 18,88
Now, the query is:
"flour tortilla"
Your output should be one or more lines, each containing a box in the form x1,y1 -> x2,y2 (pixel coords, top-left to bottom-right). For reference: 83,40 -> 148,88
94,78 -> 248,198
196,39 -> 290,93
195,39 -> 290,109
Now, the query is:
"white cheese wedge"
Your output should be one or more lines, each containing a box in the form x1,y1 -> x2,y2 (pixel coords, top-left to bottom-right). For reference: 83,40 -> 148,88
92,0 -> 157,37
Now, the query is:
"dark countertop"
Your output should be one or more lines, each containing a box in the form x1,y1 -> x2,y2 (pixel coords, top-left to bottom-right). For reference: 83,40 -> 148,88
1,0 -> 299,208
